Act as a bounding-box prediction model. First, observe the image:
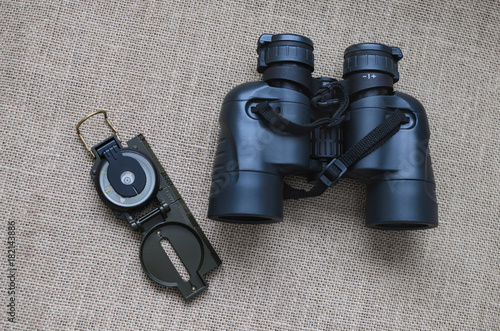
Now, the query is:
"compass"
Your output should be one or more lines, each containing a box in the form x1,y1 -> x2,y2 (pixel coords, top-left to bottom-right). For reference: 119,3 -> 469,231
96,148 -> 158,210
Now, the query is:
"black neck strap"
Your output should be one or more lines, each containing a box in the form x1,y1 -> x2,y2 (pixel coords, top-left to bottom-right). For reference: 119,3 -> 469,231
251,81 -> 407,199
284,108 -> 408,199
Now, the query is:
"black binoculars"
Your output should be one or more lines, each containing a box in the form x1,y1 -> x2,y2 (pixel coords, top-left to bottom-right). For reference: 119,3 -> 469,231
208,34 -> 438,230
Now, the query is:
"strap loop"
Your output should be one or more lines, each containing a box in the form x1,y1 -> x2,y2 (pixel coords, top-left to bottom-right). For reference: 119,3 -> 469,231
251,102 -> 340,134
251,81 -> 349,134
311,81 -> 349,112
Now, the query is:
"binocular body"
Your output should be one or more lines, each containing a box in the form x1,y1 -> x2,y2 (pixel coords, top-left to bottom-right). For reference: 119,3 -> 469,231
208,34 -> 438,230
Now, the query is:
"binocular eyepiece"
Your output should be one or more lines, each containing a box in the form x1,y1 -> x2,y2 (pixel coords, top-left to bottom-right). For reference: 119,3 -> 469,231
343,42 -> 402,80
208,34 -> 438,230
257,34 -> 315,73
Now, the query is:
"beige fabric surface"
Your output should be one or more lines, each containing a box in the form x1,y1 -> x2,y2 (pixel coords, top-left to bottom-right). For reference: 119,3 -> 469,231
1,0 -> 499,329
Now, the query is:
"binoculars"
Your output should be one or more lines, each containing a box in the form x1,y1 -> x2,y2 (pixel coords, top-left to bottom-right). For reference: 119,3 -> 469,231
208,34 -> 438,230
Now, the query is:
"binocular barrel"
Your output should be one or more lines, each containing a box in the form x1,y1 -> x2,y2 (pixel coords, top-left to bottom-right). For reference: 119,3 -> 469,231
208,34 -> 438,230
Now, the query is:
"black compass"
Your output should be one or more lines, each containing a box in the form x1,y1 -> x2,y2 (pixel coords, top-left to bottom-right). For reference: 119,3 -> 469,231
95,146 -> 158,211
76,110 -> 221,300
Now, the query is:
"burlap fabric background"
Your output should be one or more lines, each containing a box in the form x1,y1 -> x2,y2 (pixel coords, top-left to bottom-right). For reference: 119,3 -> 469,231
1,0 -> 498,329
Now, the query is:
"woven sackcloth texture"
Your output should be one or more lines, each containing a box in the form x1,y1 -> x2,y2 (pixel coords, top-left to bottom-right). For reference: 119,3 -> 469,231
0,0 -> 498,329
